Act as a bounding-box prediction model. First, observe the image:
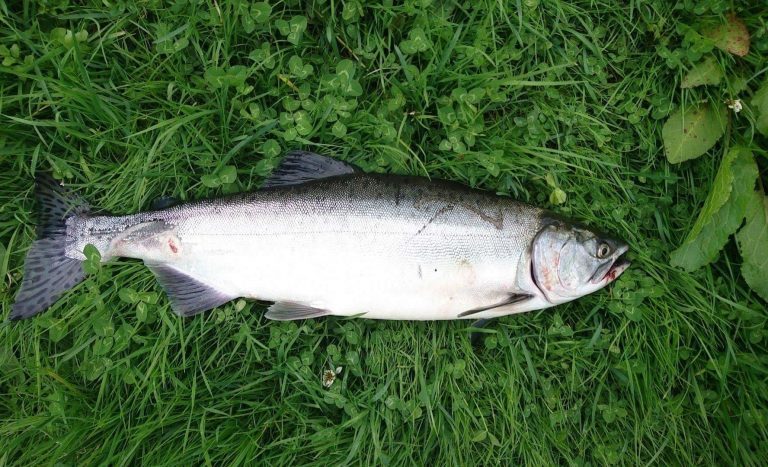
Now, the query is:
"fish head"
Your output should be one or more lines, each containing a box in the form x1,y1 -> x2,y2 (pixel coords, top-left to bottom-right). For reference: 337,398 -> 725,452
531,219 -> 629,305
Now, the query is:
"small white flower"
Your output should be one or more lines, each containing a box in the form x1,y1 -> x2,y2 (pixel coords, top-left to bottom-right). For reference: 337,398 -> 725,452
322,370 -> 336,388
322,367 -> 342,388
726,99 -> 742,113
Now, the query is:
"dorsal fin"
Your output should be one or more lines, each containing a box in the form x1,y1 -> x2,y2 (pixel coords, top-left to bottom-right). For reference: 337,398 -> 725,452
262,150 -> 358,188
149,195 -> 180,210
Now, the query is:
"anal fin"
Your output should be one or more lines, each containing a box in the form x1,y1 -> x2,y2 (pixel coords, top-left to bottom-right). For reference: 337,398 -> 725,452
265,301 -> 331,321
145,262 -> 234,316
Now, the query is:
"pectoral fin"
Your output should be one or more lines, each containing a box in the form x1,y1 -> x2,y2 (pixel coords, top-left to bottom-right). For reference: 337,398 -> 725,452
457,293 -> 533,318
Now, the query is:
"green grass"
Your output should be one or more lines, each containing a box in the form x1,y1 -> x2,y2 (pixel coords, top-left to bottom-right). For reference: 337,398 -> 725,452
1,0 -> 767,464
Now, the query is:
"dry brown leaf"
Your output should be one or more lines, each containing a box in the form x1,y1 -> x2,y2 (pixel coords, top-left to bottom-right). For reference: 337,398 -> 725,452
704,14 -> 750,57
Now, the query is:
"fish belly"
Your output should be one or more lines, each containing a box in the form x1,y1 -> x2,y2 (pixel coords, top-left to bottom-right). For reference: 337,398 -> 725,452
164,221 -> 519,320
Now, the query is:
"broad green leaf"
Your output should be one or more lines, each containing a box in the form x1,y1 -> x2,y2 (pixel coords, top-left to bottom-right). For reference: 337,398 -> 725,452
49,319 -> 67,343
247,103 -> 260,119
685,147 -> 740,240
288,55 -> 312,79
736,192 -> 768,301
408,28 -> 430,52
172,38 -> 188,53
545,173 -> 558,188
301,99 -> 315,111
298,83 -> 312,100
438,105 -> 457,126
275,19 -> 289,35
342,1 -> 363,22
241,13 -> 256,34
112,324 -> 135,353
137,291 -> 158,304
670,147 -> 758,270
288,56 -> 302,74
93,337 -> 113,356
293,111 -> 313,136
283,97 -> 300,112
285,16 -> 307,45
279,111 -> 294,127
84,243 -> 101,262
262,139 -> 281,157
400,28 -> 431,55
549,188 -> 567,205
465,87 -> 485,104
289,16 -> 307,32
681,57 -> 723,88
662,104 -> 727,163
251,2 -> 272,24
50,28 -> 67,43
752,79 -> 768,137
83,243 -> 102,274
155,23 -> 188,54
703,14 -> 750,57
204,67 -> 226,88
136,301 -> 148,322
249,43 -> 275,68
83,357 -> 111,381
331,121 -> 347,138
201,174 -> 220,188
451,87 -> 468,102
476,151 -> 502,178
204,66 -> 247,89
92,313 -> 114,337
219,165 -> 237,184
399,40 -> 418,55
283,127 -> 298,141
342,79 -> 363,97
471,431 -> 487,442
118,287 -> 139,304
226,66 -> 247,87
336,59 -> 356,83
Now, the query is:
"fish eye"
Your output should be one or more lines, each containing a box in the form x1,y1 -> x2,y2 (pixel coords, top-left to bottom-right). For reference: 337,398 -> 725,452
596,242 -> 611,259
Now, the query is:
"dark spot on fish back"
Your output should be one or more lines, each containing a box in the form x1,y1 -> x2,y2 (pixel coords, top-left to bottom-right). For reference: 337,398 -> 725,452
414,204 -> 454,237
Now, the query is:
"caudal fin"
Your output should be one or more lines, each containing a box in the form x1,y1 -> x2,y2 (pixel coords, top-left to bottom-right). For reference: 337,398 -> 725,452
9,175 -> 90,320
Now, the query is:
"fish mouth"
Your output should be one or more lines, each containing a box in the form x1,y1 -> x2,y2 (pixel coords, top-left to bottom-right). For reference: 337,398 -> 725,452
602,257 -> 630,282
590,245 -> 630,284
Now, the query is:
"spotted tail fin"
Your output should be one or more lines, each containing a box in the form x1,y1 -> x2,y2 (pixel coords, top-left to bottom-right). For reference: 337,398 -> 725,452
9,175 -> 90,320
